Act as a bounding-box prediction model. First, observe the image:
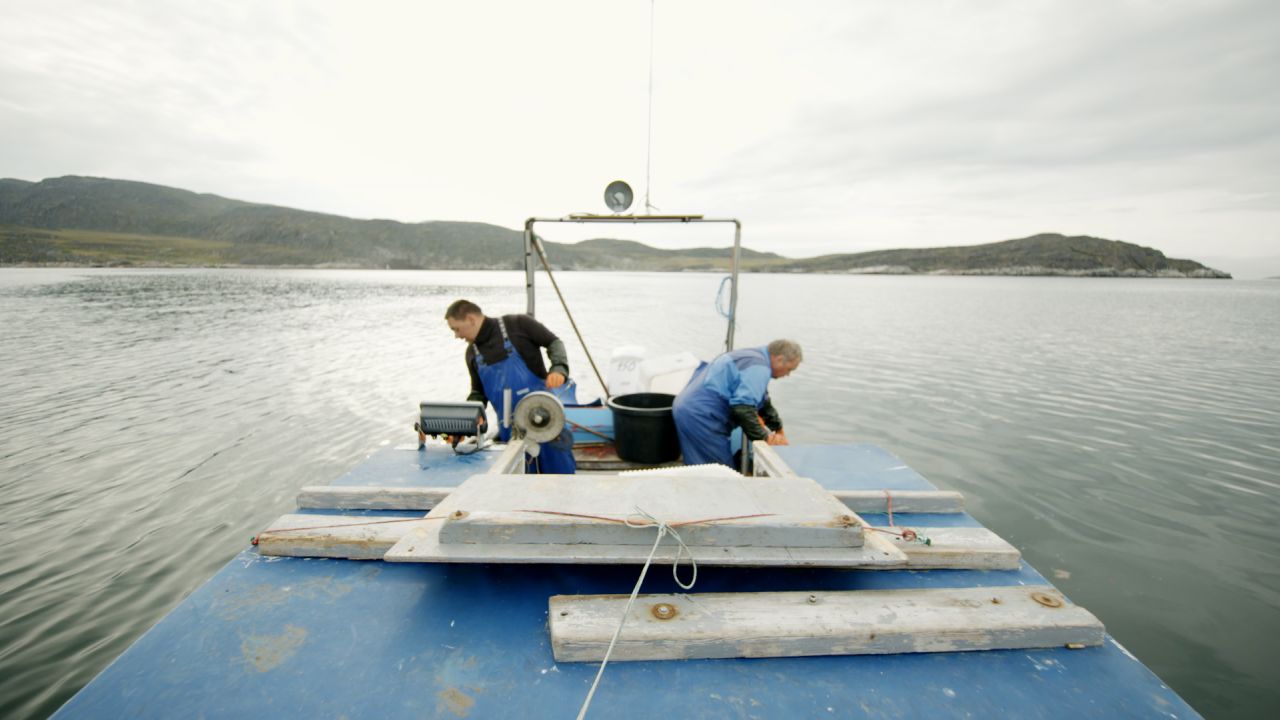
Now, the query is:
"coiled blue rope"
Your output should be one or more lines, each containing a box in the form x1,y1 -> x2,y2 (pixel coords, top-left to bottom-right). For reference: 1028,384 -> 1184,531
714,275 -> 733,319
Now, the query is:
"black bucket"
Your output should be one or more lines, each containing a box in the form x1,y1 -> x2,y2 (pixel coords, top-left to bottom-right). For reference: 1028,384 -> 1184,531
607,392 -> 680,464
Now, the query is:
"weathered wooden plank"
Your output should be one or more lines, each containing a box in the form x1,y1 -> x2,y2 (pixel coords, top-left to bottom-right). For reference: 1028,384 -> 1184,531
386,522 -> 904,567
296,486 -> 452,510
255,513 -> 431,560
255,511 -> 895,565
548,585 -> 1103,662
750,441 -> 799,478
489,442 -> 527,474
834,490 -> 965,514
440,509 -> 864,548
296,484 -> 965,515
870,526 -> 1021,570
749,441 -> 966,513
429,472 -> 866,548
255,515 -> 904,566
385,472 -> 901,565
293,441 -> 523,510
260,511 -> 1014,570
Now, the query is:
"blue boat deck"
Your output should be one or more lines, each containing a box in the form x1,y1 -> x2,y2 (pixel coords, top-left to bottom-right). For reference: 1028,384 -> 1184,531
54,416 -> 1199,718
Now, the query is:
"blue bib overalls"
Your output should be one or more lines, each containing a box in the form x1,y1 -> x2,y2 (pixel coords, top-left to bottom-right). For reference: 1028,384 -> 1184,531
473,318 -> 577,474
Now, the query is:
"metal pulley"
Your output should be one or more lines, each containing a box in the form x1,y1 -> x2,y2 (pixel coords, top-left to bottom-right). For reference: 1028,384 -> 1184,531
512,391 -> 566,444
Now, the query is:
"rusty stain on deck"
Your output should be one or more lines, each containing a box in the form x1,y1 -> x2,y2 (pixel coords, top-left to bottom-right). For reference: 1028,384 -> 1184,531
437,687 -> 475,717
241,624 -> 307,672
216,566 -> 382,621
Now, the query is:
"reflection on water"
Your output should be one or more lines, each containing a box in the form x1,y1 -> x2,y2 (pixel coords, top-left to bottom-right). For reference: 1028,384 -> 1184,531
1,268 -> 1277,718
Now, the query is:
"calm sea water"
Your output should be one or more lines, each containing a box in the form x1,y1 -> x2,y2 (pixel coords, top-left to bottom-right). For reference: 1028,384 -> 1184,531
1,268 -> 1277,719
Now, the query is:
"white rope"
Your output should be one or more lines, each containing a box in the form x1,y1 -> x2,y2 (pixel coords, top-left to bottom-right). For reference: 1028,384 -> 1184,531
575,506 -> 697,720
625,508 -> 697,590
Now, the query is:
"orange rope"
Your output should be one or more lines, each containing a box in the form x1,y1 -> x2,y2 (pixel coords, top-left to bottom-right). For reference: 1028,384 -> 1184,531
873,490 -> 931,544
251,516 -> 444,545
251,509 -> 778,547
866,525 -> 929,545
518,509 -> 775,527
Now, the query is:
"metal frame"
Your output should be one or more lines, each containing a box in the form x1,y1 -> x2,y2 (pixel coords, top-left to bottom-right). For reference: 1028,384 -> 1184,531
524,214 -> 743,352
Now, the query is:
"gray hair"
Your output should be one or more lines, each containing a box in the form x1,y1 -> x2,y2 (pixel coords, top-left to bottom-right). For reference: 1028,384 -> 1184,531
768,339 -> 803,363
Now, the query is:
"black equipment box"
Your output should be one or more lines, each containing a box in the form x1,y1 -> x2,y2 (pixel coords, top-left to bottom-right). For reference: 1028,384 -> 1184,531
417,401 -> 486,437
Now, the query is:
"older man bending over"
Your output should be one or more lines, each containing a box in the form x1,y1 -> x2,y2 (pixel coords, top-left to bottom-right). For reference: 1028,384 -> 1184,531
672,339 -> 802,468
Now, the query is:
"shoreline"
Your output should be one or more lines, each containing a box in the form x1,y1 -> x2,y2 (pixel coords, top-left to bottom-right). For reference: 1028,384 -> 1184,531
0,262 -> 1234,278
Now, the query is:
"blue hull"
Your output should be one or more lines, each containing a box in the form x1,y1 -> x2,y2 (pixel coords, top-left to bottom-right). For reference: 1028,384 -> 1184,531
54,420 -> 1199,718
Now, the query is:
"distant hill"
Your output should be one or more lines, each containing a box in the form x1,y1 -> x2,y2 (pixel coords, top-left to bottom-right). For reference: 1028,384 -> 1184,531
774,233 -> 1230,278
0,176 -> 783,271
0,176 -> 1228,277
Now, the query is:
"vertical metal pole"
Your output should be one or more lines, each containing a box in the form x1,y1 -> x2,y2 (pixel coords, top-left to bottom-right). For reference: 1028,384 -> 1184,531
523,221 -> 536,315
532,235 -> 612,397
643,0 -> 657,214
725,220 -> 742,351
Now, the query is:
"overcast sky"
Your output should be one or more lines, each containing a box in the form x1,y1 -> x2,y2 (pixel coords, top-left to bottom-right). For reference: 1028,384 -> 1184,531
2,1 -> 1277,274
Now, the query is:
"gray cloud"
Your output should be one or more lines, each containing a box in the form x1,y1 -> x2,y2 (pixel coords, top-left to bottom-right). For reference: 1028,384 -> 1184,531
1,0 -> 1276,262
699,1 -> 1278,201
0,1 -> 328,187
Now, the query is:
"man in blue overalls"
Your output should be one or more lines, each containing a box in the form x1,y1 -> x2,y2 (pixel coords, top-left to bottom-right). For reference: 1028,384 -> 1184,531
445,299 -> 577,473
672,339 -> 803,468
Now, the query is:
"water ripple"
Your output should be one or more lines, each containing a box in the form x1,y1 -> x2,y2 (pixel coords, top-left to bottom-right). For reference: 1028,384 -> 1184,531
0,270 -> 1278,718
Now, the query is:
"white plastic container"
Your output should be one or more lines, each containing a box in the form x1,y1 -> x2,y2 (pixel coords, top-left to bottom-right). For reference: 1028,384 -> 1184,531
606,345 -> 647,396
641,352 -> 700,396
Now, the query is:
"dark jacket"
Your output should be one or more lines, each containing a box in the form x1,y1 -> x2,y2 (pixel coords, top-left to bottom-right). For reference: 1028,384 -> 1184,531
465,314 -> 569,406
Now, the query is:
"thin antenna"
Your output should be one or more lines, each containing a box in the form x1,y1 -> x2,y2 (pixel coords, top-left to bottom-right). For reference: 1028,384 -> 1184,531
644,0 -> 656,214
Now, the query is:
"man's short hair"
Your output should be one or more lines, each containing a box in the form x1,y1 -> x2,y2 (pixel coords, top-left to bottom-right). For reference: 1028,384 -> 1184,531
768,339 -> 803,363
445,299 -> 483,320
